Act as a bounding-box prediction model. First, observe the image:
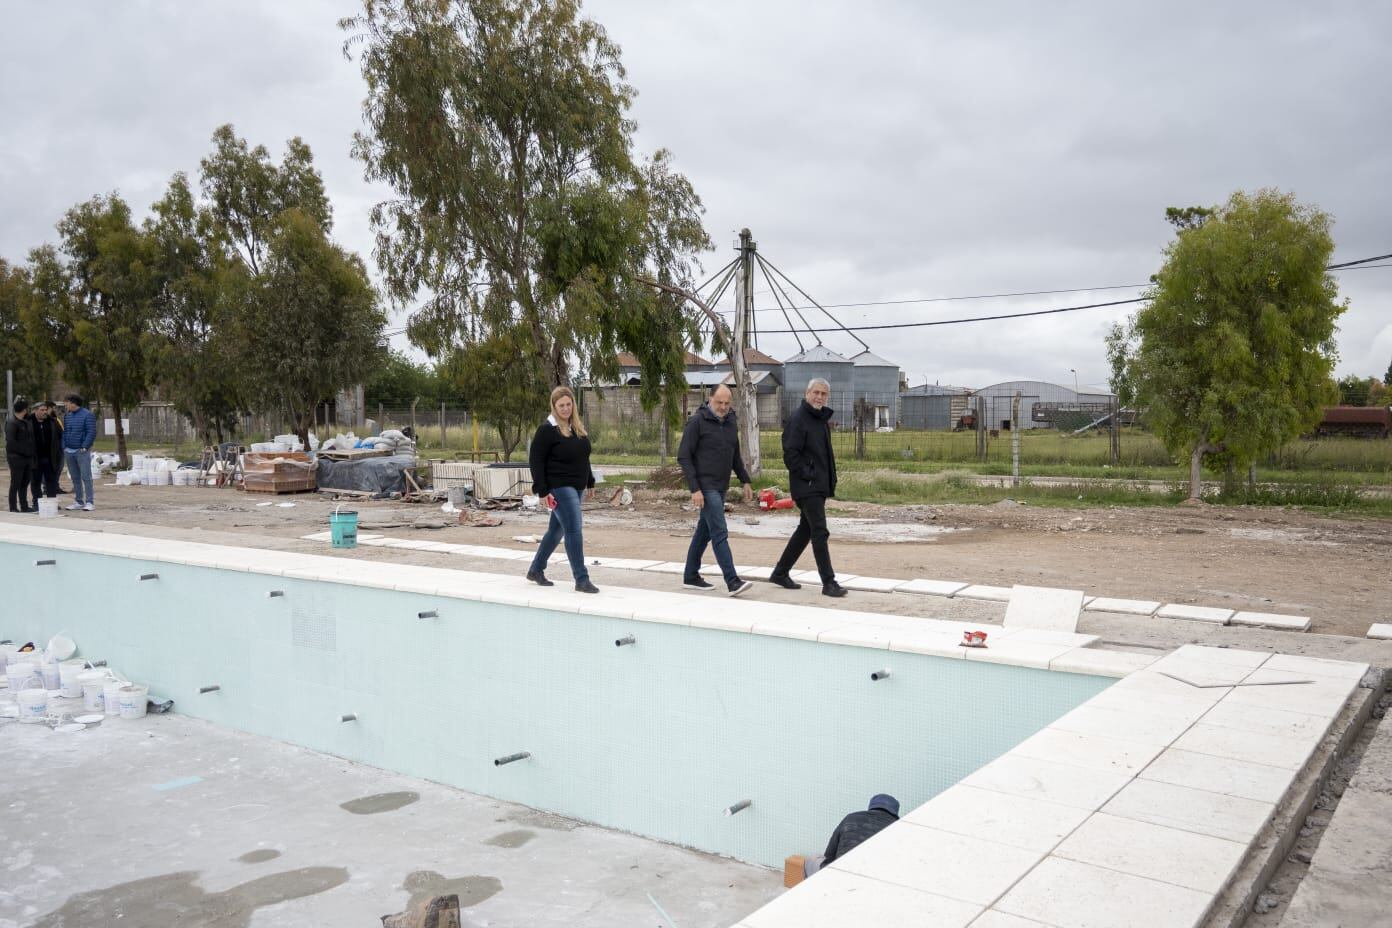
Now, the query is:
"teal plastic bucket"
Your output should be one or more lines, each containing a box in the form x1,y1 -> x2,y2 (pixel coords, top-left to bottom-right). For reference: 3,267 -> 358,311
329,510 -> 359,549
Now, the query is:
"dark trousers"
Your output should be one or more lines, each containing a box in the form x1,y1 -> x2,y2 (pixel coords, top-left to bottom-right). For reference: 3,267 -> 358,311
773,494 -> 836,585
33,459 -> 60,499
684,488 -> 738,586
8,458 -> 36,512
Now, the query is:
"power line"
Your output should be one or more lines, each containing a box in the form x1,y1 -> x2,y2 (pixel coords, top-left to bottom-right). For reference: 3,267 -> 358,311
747,297 -> 1149,334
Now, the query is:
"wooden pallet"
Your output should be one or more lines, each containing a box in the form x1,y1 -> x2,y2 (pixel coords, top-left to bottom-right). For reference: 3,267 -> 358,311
318,447 -> 392,461
242,475 -> 317,494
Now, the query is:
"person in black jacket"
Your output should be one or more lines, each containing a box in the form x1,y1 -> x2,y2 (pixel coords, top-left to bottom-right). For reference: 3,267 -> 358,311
676,385 -> 754,596
526,386 -> 599,593
770,379 -> 846,597
29,401 -> 64,500
6,399 -> 39,513
805,794 -> 900,877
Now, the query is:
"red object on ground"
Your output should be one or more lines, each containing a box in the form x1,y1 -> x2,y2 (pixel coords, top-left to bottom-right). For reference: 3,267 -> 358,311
769,498 -> 795,510
758,488 -> 796,511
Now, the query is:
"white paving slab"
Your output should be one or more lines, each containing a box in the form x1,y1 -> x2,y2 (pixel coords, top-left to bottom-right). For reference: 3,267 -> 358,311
1171,723 -> 1317,772
995,855 -> 1211,928
902,784 -> 1092,853
1368,622 -> 1392,640
1009,728 -> 1165,777
1260,653 -> 1370,682
1052,812 -> 1248,895
1101,778 -> 1274,843
639,561 -> 687,574
897,578 -> 969,597
1222,668 -> 1359,718
830,823 -> 1043,906
1003,585 -> 1084,633
1047,704 -> 1196,747
1230,610 -> 1311,632
740,867 -> 981,928
1049,647 -> 1159,678
967,914 -> 1050,928
841,575 -> 905,593
962,754 -> 1132,811
1083,596 -> 1161,616
1167,644 -> 1273,669
1197,700 -> 1333,742
1156,603 -> 1234,624
955,584 -> 1012,602
739,565 -> 776,581
1138,748 -> 1296,803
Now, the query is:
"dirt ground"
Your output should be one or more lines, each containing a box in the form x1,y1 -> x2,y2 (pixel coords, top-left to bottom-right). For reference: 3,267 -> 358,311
33,482 -> 1391,638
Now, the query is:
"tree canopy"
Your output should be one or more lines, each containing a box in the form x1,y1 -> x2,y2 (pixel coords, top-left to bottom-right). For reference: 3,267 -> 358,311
342,0 -> 712,425
1108,190 -> 1346,499
0,259 -> 53,401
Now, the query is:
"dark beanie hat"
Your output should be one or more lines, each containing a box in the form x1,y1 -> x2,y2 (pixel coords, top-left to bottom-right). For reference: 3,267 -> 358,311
868,793 -> 900,817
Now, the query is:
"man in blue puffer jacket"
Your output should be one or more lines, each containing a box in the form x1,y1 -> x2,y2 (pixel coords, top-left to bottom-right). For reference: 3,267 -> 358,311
61,394 -> 97,511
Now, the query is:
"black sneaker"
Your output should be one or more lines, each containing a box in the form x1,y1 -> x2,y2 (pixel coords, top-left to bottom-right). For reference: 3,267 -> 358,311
575,579 -> 600,594
526,570 -> 554,587
769,572 -> 802,590
822,582 -> 848,598
683,577 -> 715,591
728,579 -> 753,597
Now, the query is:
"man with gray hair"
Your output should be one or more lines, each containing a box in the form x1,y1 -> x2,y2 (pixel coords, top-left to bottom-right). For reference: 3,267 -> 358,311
770,378 -> 846,596
677,384 -> 755,596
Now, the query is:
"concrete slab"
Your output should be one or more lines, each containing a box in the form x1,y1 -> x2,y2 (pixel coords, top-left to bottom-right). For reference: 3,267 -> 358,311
1084,597 -> 1161,616
1003,585 -> 1083,634
956,584 -> 1013,602
897,578 -> 969,597
1230,610 -> 1312,632
1156,603 -> 1234,624
0,712 -> 779,928
1367,623 -> 1392,640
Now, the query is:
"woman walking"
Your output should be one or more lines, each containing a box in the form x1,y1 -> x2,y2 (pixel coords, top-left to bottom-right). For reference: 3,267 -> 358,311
526,386 -> 599,593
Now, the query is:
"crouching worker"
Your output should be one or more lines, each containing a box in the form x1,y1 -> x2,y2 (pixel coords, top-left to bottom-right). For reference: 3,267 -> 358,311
804,793 -> 900,878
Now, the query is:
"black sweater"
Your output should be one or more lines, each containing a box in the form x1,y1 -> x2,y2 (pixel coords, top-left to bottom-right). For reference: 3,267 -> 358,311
782,400 -> 837,501
676,404 -> 750,494
528,420 -> 595,497
4,415 -> 36,463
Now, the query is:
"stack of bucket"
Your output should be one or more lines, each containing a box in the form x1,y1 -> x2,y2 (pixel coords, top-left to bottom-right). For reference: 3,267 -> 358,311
1,640 -> 150,725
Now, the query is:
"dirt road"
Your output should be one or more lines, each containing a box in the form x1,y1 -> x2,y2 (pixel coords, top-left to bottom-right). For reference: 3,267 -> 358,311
29,483 -> 1390,638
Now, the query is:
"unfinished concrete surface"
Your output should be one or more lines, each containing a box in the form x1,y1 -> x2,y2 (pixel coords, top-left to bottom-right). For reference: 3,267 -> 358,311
0,712 -> 780,927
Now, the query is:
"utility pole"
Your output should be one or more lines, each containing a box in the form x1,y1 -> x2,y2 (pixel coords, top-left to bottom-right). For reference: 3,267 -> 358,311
5,370 -> 12,423
734,228 -> 756,351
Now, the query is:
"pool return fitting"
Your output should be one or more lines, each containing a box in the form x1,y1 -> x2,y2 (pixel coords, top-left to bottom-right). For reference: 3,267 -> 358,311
870,668 -> 891,681
418,610 -> 439,620
494,752 -> 531,767
199,684 -> 221,694
35,559 -> 56,566
340,713 -> 358,723
267,590 -> 285,598
139,573 -> 159,582
724,799 -> 752,817
615,635 -> 636,647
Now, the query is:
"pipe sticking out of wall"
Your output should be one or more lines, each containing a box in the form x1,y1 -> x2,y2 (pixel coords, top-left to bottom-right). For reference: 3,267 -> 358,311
84,659 -> 107,669
340,713 -> 358,723
199,685 -> 221,694
494,752 -> 530,767
139,573 -> 159,581
418,610 -> 438,620
615,635 -> 636,647
871,669 -> 891,681
724,799 -> 752,817
35,559 -> 55,566
267,590 -> 285,598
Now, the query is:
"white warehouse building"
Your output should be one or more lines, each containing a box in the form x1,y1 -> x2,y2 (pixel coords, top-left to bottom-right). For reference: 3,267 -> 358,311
970,380 -> 1116,431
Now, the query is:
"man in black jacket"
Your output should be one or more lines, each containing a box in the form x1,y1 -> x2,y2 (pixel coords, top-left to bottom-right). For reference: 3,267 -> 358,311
30,401 -> 64,500
806,793 -> 900,877
771,379 -> 846,596
6,399 -> 38,513
676,385 -> 754,596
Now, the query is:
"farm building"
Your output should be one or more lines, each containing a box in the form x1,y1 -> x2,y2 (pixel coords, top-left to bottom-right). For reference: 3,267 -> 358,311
850,349 -> 903,429
970,380 -> 1116,431
899,383 -> 972,430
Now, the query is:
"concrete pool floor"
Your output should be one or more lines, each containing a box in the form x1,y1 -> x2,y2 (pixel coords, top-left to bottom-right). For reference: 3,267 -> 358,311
0,709 -> 781,928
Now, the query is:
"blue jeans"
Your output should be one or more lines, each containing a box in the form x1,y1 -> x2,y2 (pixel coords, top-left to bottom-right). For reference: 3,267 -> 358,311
684,488 -> 738,586
529,486 -> 588,583
65,449 -> 93,505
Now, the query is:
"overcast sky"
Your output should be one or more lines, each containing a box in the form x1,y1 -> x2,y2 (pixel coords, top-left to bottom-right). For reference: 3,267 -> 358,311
3,1 -> 1388,390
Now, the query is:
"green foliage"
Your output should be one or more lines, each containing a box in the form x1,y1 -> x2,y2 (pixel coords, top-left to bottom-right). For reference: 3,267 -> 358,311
0,259 -> 54,400
365,350 -> 437,407
144,172 -> 246,443
1336,374 -> 1376,406
343,0 -> 711,423
26,194 -> 160,465
231,209 -> 386,446
441,327 -> 548,459
1110,190 -> 1346,497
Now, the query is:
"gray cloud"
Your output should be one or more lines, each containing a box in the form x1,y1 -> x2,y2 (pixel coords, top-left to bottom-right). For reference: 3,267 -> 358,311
2,0 -> 1388,386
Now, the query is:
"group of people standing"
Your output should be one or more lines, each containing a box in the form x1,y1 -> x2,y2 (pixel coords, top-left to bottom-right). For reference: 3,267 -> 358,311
524,378 -> 846,597
4,395 -> 97,514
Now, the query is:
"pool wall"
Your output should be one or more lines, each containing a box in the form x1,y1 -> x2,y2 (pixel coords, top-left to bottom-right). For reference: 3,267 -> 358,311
0,526 -> 1110,868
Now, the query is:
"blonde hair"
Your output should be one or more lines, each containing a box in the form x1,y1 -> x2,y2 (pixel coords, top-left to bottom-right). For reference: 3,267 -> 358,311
550,386 -> 587,438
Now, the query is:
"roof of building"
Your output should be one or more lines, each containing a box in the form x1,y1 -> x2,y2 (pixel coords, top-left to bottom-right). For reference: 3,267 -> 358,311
722,370 -> 775,386
784,345 -> 852,365
713,347 -> 782,367
615,351 -> 713,369
850,349 -> 898,368
901,383 -> 973,396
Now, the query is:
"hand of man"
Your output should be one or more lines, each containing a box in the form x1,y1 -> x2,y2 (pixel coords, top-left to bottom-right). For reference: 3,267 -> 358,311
690,489 -> 704,508
741,483 -> 753,504
584,488 -> 595,502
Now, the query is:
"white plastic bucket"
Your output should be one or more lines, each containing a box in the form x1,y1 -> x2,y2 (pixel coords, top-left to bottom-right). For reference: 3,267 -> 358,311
38,497 -> 58,518
103,679 -> 126,716
132,454 -> 146,469
59,660 -> 87,698
41,659 -> 61,691
117,685 -> 149,719
18,689 -> 48,723
79,670 -> 110,711
6,661 -> 41,693
0,643 -> 17,673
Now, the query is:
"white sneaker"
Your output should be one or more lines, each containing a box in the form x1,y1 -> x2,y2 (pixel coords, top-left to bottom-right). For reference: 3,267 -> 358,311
82,503 -> 94,512
65,503 -> 83,511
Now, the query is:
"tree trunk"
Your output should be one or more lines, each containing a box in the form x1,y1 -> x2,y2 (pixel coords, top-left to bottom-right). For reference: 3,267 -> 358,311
1188,444 -> 1204,501
112,398 -> 128,469
296,407 -> 313,453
